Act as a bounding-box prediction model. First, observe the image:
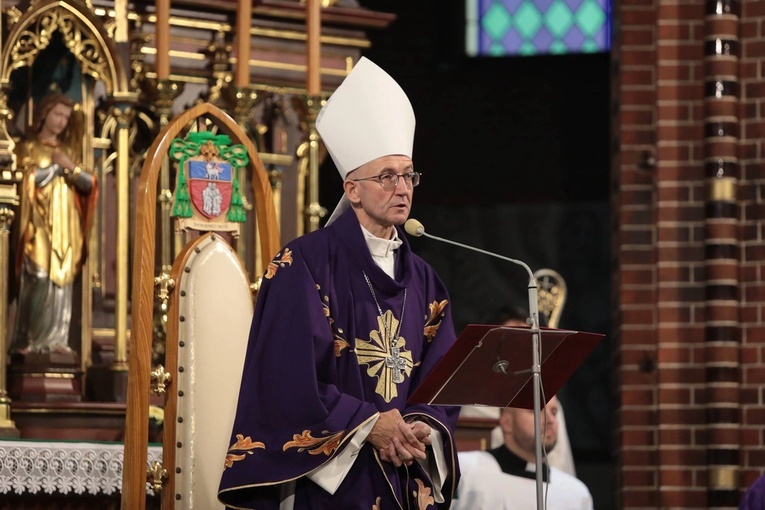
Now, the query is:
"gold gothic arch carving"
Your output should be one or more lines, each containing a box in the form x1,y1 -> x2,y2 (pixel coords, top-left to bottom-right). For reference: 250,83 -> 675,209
1,0 -> 128,94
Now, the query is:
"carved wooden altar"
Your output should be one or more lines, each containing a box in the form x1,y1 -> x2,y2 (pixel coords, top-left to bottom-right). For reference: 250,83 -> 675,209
0,0 -> 394,444
0,438 -> 162,509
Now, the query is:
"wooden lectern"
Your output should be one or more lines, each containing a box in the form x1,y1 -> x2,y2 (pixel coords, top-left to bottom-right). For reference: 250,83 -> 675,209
408,325 -> 605,410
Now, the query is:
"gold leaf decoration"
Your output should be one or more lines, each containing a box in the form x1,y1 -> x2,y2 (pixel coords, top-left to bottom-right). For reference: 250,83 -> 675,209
320,290 -> 350,357
334,339 -> 350,356
7,8 -> 113,91
265,248 -> 293,279
6,6 -> 22,26
283,429 -> 345,456
224,434 -> 265,468
423,299 -> 448,342
413,479 -> 435,509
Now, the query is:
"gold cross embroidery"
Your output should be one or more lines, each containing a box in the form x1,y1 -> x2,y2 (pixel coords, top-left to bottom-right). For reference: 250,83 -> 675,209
356,310 -> 413,402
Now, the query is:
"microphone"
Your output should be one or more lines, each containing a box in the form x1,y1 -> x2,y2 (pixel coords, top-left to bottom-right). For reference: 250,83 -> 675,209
404,218 -> 425,237
404,217 -> 546,509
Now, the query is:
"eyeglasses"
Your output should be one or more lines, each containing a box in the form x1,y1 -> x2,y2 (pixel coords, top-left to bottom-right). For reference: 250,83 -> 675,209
352,171 -> 421,191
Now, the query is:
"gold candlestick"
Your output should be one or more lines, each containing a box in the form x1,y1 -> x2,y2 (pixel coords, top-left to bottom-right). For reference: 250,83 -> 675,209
154,79 -> 182,127
231,86 -> 260,262
152,80 -> 183,268
232,86 -> 259,129
201,31 -> 234,108
304,95 -> 326,232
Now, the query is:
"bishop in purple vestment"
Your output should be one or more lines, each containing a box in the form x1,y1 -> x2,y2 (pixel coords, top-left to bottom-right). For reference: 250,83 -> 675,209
218,58 -> 460,509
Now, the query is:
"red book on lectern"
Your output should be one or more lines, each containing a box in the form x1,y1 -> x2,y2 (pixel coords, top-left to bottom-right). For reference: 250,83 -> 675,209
408,325 -> 605,409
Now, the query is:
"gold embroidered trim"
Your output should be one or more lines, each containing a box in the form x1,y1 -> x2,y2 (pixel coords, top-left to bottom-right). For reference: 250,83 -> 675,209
224,434 -> 265,468
414,478 -> 435,509
283,429 -> 345,456
404,412 -> 459,502
265,248 -> 293,279
335,338 -> 351,356
318,285 -> 351,357
423,300 -> 448,342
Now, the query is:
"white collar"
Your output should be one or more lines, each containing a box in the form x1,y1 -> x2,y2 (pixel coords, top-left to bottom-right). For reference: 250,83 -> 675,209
360,225 -> 402,279
360,225 -> 403,257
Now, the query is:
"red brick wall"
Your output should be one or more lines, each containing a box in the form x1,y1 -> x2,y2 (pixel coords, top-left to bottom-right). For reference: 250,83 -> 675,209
615,0 -> 660,506
739,0 -> 765,492
615,0 -> 765,507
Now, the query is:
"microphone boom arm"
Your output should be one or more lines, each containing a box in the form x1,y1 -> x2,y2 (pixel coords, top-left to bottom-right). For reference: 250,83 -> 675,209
420,232 -> 536,285
410,223 -> 545,510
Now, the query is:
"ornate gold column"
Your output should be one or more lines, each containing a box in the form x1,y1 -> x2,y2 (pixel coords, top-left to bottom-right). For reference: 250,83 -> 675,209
304,0 -> 326,232
109,94 -> 138,399
231,86 -> 260,267
231,86 -> 260,132
268,166 -> 283,226
261,96 -> 292,230
0,207 -> 19,437
200,31 -> 233,108
115,0 -> 128,43
304,95 -> 326,232
232,88 -> 259,125
152,79 -> 182,263
0,72 -> 20,435
154,79 -> 181,127
0,72 -> 15,168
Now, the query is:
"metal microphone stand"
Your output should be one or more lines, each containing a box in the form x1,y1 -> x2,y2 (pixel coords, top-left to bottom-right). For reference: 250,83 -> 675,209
526,275 -> 544,510
414,229 -> 545,510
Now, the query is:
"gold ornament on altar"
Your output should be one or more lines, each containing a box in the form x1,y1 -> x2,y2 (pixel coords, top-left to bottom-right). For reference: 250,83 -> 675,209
299,0 -> 339,6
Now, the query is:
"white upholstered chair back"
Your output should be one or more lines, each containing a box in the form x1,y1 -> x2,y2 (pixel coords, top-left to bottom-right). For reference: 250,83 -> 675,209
121,103 -> 280,510
170,233 -> 252,509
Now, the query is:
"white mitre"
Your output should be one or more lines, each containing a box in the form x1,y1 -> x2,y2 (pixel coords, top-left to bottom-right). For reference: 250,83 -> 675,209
316,57 -> 416,226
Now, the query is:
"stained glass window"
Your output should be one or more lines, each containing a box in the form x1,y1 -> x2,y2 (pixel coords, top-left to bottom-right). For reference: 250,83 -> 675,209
466,0 -> 611,56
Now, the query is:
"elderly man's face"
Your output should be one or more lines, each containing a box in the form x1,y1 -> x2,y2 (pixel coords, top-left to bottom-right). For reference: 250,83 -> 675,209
344,155 -> 414,237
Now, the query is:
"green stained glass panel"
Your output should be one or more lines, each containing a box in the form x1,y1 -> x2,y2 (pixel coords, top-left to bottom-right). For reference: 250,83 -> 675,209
576,0 -> 607,36
514,3 -> 543,39
546,1 -> 574,38
466,0 -> 611,57
483,3 -> 514,39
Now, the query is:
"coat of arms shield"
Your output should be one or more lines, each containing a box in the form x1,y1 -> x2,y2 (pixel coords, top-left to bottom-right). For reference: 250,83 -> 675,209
169,132 -> 248,233
188,160 -> 232,219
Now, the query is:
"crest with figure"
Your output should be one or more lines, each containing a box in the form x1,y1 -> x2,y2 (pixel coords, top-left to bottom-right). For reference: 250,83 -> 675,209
170,131 -> 248,233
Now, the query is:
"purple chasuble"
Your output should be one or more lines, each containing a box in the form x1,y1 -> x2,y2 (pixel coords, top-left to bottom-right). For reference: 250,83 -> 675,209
741,474 -> 765,510
218,208 -> 461,509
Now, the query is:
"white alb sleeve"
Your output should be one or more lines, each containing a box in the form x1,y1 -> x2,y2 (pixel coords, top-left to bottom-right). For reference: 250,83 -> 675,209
306,414 -> 379,494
